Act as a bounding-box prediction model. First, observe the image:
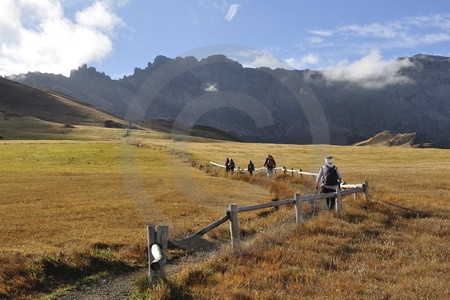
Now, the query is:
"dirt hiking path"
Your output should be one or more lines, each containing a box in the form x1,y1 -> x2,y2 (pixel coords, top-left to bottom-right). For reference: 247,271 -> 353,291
55,268 -> 145,300
53,238 -> 220,300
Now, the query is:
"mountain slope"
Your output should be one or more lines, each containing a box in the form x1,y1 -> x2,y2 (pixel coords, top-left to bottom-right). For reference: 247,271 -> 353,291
353,130 -> 442,148
0,77 -> 241,141
9,54 -> 450,147
0,77 -> 126,127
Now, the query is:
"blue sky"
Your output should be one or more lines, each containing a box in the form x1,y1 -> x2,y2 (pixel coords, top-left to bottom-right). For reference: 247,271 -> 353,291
1,0 -> 450,78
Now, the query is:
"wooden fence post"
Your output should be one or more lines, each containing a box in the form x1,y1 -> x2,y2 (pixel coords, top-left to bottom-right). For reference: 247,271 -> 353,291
291,168 -> 294,177
299,168 -> 303,179
283,166 -> 287,175
295,193 -> 303,224
147,225 -> 168,285
335,189 -> 342,214
363,181 -> 370,202
229,204 -> 241,254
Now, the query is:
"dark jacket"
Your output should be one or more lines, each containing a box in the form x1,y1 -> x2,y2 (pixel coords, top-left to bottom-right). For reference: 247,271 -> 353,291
264,156 -> 276,168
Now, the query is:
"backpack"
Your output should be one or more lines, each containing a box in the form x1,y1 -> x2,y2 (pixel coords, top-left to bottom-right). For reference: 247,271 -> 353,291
324,165 -> 339,185
267,156 -> 275,167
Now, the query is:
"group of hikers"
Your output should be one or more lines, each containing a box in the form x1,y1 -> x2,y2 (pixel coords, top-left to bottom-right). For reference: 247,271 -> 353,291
224,158 -> 236,173
224,155 -> 275,176
224,155 -> 342,211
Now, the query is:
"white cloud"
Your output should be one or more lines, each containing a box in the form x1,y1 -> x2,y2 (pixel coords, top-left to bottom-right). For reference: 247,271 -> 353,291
405,14 -> 450,30
0,0 -> 123,76
301,54 -> 319,64
230,50 -> 290,69
76,1 -> 124,33
305,13 -> 450,53
339,22 -> 404,39
421,33 -> 450,44
321,50 -> 414,89
224,4 -> 240,21
308,37 -> 323,44
285,54 -> 320,70
204,82 -> 218,92
0,0 -> 22,44
250,54 -> 284,68
308,29 -> 332,36
115,0 -> 130,7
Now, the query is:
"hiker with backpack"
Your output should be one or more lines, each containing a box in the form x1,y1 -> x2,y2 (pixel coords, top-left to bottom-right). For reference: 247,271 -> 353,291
263,154 -> 276,178
248,160 -> 255,176
315,156 -> 342,210
225,158 -> 230,172
229,159 -> 235,174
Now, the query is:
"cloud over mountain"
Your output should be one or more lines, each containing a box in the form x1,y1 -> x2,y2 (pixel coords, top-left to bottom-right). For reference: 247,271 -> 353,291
321,50 -> 414,88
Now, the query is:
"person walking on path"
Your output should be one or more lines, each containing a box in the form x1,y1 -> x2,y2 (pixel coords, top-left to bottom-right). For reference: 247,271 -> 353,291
225,158 -> 230,173
229,159 -> 235,174
263,154 -> 276,178
248,160 -> 255,176
315,156 -> 342,210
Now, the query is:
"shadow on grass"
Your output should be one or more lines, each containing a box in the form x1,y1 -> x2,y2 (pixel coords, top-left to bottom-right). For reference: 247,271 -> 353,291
1,247 -> 135,300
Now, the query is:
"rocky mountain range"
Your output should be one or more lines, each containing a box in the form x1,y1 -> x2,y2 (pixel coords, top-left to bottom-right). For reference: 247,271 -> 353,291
8,54 -> 450,147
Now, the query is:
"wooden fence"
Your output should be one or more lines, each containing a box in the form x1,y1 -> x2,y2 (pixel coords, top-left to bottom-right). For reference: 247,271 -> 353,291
210,161 -> 319,179
227,182 -> 369,253
147,182 -> 369,282
147,161 -> 370,282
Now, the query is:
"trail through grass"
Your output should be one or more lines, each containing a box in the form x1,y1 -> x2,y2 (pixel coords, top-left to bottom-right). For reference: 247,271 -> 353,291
1,132 -> 449,299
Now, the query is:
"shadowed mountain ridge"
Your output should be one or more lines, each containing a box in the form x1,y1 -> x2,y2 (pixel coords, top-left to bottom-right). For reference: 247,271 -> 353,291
8,54 -> 450,147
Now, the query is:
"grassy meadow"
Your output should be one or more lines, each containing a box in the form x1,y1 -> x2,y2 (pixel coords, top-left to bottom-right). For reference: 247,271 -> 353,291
0,126 -> 448,299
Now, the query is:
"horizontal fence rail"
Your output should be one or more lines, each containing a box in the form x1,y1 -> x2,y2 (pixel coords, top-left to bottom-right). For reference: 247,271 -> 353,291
210,161 -> 266,172
237,198 -> 295,212
210,161 -> 319,177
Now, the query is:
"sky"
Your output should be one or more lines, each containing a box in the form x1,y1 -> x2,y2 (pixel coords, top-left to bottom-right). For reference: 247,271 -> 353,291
1,0 -> 450,79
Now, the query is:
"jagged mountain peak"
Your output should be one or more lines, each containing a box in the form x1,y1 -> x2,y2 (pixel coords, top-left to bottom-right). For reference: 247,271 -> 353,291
70,64 -> 112,80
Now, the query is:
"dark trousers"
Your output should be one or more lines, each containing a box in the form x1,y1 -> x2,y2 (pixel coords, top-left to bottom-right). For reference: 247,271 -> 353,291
322,187 -> 336,210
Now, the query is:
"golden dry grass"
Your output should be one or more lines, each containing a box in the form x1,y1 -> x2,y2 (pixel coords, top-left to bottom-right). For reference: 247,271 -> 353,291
161,140 -> 450,210
0,140 -> 273,255
0,130 -> 449,299
158,202 -> 448,299
142,140 -> 449,299
0,139 -> 274,298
